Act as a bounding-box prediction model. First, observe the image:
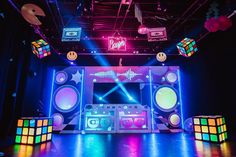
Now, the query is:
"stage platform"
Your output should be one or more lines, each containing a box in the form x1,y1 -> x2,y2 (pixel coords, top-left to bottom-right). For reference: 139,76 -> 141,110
1,133 -> 236,157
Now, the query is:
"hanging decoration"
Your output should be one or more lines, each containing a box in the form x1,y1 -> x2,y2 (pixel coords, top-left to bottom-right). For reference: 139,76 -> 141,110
156,52 -> 167,62
67,51 -> 78,61
31,39 -> 51,59
217,16 -> 232,31
204,1 -> 233,32
21,4 -> 45,26
176,38 -> 197,57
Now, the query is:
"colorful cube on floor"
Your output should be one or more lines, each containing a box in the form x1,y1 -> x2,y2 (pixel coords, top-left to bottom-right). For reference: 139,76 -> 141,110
193,115 -> 227,143
176,38 -> 197,57
15,117 -> 53,145
31,39 -> 51,59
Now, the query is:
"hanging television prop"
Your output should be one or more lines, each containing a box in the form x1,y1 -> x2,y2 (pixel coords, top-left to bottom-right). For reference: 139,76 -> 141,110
148,27 -> 167,42
108,37 -> 127,51
62,28 -> 82,42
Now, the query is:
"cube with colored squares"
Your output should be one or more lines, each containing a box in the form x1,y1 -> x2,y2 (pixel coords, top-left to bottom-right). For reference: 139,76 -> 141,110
15,117 -> 53,145
176,38 -> 198,57
31,39 -> 51,59
193,115 -> 228,143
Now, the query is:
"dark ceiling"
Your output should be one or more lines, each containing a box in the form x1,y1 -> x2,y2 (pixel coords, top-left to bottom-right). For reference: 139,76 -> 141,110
1,0 -> 236,56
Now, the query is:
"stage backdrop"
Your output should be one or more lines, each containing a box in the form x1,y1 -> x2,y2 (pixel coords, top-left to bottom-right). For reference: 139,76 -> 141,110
49,66 -> 183,133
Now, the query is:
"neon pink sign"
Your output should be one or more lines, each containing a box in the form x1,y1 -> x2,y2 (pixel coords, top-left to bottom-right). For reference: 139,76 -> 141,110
108,37 -> 127,51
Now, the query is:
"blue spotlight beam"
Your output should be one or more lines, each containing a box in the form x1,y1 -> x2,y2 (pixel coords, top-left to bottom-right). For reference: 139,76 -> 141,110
149,69 -> 155,130
101,85 -> 120,98
79,69 -> 85,130
177,69 -> 184,128
49,69 -> 56,117
117,90 -> 139,104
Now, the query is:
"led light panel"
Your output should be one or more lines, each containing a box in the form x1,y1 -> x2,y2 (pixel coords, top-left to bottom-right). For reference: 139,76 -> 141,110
193,115 -> 228,143
15,117 -> 53,145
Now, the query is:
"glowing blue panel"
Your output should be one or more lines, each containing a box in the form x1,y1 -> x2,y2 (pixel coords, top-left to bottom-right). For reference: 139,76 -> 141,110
16,128 -> 22,135
62,27 -> 82,42
42,127 -> 47,134
30,120 -> 35,127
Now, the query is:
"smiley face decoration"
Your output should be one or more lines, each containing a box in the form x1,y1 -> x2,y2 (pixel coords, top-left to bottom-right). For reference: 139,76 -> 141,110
67,51 -> 78,61
156,52 -> 167,62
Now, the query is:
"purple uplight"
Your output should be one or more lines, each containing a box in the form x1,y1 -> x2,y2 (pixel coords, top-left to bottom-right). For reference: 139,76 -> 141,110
54,86 -> 80,112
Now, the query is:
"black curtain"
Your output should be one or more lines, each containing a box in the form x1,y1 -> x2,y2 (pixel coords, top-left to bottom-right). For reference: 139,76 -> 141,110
0,2 -> 32,138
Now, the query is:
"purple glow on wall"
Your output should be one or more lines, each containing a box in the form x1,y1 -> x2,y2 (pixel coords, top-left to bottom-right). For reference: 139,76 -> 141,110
54,86 -> 80,112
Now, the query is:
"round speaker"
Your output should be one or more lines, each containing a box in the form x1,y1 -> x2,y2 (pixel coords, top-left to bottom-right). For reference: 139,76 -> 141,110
168,113 -> 181,127
53,85 -> 80,112
100,118 -> 112,129
154,86 -> 178,112
165,72 -> 178,83
87,118 -> 99,129
55,71 -> 68,84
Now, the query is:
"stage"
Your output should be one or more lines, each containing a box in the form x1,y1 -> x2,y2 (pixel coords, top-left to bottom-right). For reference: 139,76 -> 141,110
1,133 -> 236,157
1,1 -> 236,157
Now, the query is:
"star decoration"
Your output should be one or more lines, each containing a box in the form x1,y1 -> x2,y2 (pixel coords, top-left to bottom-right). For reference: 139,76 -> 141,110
71,70 -> 81,84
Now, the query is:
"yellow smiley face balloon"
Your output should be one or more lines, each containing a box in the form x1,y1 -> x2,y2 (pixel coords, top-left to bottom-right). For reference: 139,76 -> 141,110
67,51 -> 78,61
156,52 -> 167,62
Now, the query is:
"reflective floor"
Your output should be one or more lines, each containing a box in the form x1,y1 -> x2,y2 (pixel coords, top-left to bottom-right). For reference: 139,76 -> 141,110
1,133 -> 236,157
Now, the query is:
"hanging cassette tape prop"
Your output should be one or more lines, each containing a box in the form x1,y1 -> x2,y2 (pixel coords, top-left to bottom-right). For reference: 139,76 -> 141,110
147,27 -> 167,42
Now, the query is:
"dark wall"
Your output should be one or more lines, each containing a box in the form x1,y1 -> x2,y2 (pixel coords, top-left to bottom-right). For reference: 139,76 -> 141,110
180,27 -> 236,135
0,2 -> 49,137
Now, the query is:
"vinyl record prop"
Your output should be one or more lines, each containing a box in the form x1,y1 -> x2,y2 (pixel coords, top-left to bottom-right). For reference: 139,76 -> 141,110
21,4 -> 45,25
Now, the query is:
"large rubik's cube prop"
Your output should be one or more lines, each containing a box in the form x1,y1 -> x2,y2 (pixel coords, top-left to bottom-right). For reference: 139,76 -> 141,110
31,39 -> 51,59
176,38 -> 198,57
15,117 -> 53,145
193,115 -> 228,143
